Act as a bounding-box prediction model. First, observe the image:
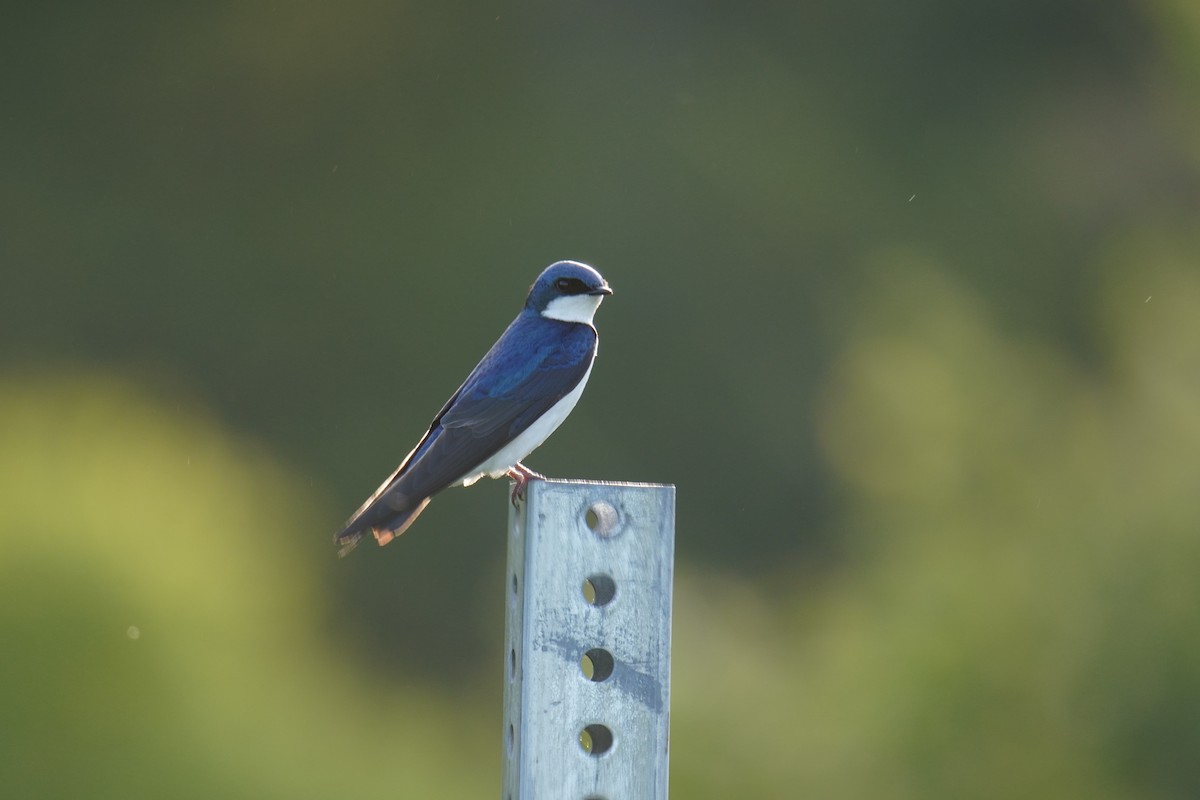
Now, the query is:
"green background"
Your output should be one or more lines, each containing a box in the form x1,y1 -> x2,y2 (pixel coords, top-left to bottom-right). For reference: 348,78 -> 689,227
3,1 -> 1199,796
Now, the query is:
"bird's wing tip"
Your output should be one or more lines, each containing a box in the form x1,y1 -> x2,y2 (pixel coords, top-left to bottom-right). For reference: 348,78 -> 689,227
335,531 -> 363,558
332,497 -> 433,558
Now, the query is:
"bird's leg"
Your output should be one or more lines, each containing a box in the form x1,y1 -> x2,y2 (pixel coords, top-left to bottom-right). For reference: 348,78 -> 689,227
506,462 -> 546,506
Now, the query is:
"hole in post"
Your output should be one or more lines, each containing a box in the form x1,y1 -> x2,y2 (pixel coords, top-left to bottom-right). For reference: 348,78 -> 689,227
507,722 -> 514,756
584,502 -> 619,537
580,648 -> 614,682
510,573 -> 518,603
582,574 -> 616,607
509,647 -> 516,682
579,724 -> 613,756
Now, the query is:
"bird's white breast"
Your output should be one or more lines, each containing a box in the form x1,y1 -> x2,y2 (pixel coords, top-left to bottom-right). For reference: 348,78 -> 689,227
455,359 -> 595,487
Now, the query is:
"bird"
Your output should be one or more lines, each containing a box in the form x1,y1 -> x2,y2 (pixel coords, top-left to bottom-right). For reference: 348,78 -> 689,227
334,260 -> 613,557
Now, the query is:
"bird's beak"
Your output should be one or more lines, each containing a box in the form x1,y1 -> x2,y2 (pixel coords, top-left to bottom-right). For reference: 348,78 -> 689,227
590,284 -> 613,296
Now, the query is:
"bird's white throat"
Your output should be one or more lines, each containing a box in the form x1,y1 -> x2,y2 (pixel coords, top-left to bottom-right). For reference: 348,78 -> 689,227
541,293 -> 605,324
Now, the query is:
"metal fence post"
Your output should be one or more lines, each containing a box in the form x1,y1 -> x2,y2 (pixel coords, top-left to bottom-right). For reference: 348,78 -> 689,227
502,479 -> 676,800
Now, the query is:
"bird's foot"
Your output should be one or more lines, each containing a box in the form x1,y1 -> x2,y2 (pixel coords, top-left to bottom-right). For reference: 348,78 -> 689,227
506,463 -> 545,506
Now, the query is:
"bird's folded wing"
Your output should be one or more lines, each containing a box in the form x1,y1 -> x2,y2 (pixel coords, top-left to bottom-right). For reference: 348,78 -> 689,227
415,325 -> 597,487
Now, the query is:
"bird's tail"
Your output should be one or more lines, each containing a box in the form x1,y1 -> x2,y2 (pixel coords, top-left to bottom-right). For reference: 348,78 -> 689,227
334,497 -> 432,558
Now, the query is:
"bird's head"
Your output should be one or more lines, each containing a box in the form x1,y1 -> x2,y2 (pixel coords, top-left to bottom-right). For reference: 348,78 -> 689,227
525,261 -> 613,324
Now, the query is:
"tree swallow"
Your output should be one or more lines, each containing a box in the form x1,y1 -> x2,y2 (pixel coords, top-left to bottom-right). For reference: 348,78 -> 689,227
334,260 -> 613,556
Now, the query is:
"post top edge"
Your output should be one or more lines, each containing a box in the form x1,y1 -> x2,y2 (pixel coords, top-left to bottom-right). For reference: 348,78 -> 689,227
517,478 -> 676,491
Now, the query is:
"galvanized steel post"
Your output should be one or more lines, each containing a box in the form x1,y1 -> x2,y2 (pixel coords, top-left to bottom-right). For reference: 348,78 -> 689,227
502,479 -> 676,800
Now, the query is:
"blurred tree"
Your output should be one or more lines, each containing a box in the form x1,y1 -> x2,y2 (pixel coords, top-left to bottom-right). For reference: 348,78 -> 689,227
670,246 -> 1200,798
0,373 -> 495,798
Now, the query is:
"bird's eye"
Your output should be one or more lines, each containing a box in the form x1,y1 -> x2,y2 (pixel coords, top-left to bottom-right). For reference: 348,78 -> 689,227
555,277 -> 586,293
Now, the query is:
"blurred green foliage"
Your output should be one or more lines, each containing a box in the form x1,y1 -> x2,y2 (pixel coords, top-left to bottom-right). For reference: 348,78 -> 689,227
674,248 -> 1200,798
2,1 -> 1199,797
0,374 -> 493,798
